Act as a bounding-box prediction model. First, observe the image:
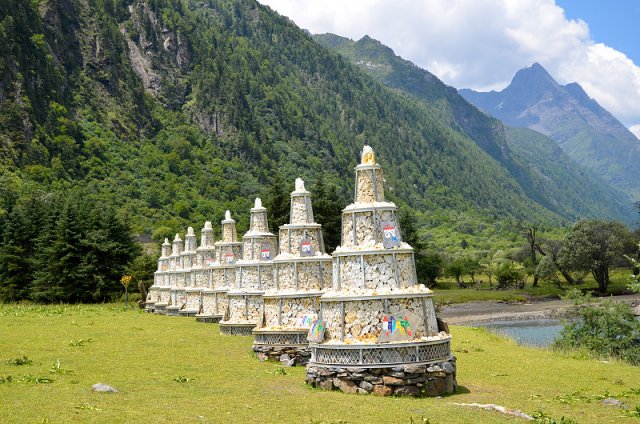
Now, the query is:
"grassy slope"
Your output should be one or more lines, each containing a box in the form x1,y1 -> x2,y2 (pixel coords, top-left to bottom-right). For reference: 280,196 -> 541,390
1,304 -> 639,423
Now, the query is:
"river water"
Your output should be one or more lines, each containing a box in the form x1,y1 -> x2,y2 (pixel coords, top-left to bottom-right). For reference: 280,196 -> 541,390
480,319 -> 564,347
481,316 -> 640,347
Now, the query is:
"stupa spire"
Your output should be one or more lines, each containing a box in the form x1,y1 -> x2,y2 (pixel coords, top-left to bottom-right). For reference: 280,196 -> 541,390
289,178 -> 314,225
221,210 -> 238,242
355,145 -> 385,204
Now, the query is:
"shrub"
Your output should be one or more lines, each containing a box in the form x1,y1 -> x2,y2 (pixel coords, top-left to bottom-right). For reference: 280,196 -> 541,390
495,263 -> 525,289
554,290 -> 640,365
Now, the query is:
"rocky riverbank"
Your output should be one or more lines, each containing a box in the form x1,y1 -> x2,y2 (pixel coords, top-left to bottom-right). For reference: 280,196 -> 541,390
440,294 -> 640,325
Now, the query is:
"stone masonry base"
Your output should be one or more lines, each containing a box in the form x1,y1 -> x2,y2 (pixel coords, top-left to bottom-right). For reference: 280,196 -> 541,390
305,357 -> 456,397
253,344 -> 311,366
195,315 -> 222,323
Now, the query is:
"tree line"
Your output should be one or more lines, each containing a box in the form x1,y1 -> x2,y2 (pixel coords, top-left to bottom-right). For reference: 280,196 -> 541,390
0,183 -> 139,303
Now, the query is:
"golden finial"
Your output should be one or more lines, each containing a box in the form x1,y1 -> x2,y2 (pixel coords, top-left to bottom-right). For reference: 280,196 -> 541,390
361,145 -> 376,165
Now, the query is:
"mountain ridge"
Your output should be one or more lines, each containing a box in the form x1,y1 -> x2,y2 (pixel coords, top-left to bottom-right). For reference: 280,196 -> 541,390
313,34 -> 636,225
459,63 -> 640,200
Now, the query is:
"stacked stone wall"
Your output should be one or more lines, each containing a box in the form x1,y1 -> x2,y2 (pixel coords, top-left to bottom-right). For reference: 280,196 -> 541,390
274,261 -> 331,291
341,209 -> 397,248
226,294 -> 263,323
335,252 -> 415,290
237,264 -> 275,290
306,357 -> 456,397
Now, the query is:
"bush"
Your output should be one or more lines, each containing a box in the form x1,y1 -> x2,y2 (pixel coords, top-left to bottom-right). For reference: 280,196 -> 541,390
553,290 -> 640,365
495,263 -> 525,289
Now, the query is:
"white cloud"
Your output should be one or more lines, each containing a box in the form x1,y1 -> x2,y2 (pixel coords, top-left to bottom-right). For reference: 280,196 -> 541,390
631,125 -> 640,140
259,0 -> 640,129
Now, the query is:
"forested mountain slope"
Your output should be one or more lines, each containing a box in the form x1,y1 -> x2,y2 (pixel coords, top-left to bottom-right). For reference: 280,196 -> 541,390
313,33 -> 635,225
0,0 -> 576,241
460,63 -> 640,201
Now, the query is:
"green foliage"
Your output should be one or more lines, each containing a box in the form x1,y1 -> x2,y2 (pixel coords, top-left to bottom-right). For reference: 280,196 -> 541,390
263,172 -> 290,233
558,220 -> 634,292
420,252 -> 444,288
18,374 -> 54,384
68,338 -> 93,347
0,180 -> 139,303
125,253 -> 157,294
312,174 -> 344,253
624,242 -> 640,293
554,291 -> 640,365
531,410 -> 578,424
495,263 -> 525,289
6,356 -> 32,366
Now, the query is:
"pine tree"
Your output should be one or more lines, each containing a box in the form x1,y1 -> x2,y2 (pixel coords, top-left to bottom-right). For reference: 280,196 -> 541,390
313,174 -> 343,253
399,206 -> 443,287
0,208 -> 31,301
264,171 -> 290,233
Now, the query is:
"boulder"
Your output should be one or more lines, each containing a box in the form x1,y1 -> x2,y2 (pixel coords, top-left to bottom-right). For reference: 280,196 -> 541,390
394,386 -> 421,396
336,378 -> 358,394
359,381 -> 374,392
372,385 -> 393,396
382,376 -> 404,386
92,383 -> 118,393
441,361 -> 455,375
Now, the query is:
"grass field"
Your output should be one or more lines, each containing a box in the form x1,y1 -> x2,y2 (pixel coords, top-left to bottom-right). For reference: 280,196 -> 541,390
1,304 -> 639,423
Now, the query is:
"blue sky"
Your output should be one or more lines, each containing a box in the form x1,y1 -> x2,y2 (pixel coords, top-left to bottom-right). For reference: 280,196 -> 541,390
557,0 -> 640,66
259,0 -> 640,138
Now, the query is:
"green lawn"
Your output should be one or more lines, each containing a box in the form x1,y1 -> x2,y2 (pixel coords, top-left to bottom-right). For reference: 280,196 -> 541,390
1,304 -> 639,423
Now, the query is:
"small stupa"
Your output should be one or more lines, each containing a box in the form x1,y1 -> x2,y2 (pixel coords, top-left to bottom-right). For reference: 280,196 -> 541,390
146,238 -> 172,313
305,146 -> 455,397
181,222 -> 216,317
219,198 -> 278,335
252,178 -> 332,364
197,211 -> 243,323
167,228 -> 197,316
155,233 -> 184,315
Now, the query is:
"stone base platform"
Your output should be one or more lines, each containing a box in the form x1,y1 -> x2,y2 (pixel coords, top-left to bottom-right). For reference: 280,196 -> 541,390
166,306 -> 181,316
144,302 -> 155,313
252,329 -> 311,365
219,322 -> 256,336
195,314 -> 222,323
306,338 -> 455,397
154,303 -> 168,315
306,358 -> 456,397
178,309 -> 198,317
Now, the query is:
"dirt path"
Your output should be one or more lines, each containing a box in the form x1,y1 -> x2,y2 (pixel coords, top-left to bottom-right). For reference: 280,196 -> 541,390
439,294 -> 640,325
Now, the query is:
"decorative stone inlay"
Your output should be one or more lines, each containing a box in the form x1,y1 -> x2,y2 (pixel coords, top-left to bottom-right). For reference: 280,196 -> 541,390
261,295 -> 321,328
319,296 -> 438,343
272,259 -> 332,292
221,210 -> 238,243
235,262 -> 276,291
278,226 -> 324,255
222,291 -> 264,325
340,208 -> 398,249
183,288 -> 202,314
355,166 -> 384,204
201,289 -> 226,317
332,250 -> 416,291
